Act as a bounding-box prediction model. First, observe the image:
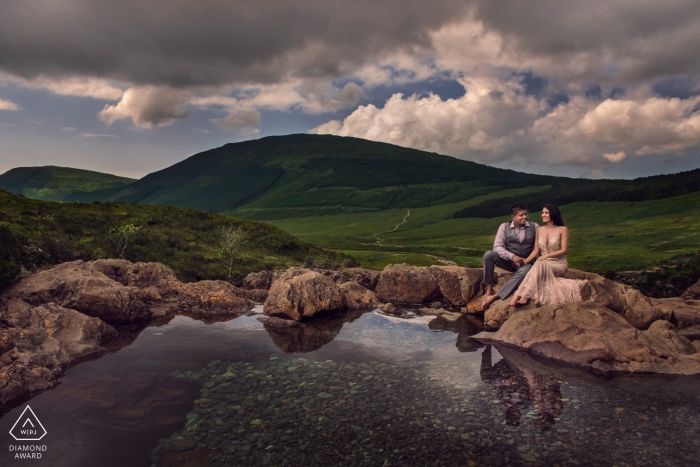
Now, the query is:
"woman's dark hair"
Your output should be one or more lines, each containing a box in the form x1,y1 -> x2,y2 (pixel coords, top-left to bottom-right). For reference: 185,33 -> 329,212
542,203 -> 565,226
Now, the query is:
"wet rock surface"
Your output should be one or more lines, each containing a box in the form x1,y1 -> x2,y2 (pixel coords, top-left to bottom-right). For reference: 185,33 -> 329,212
474,302 -> 700,375
0,298 -> 117,407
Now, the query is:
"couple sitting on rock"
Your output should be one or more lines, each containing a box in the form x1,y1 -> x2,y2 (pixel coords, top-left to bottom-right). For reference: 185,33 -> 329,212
481,202 -> 587,311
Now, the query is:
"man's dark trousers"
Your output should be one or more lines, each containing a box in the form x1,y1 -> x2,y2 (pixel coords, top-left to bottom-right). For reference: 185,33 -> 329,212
482,251 -> 533,299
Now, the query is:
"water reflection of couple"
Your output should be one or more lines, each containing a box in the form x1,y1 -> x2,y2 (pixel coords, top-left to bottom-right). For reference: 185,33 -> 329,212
481,202 -> 587,310
480,345 -> 562,430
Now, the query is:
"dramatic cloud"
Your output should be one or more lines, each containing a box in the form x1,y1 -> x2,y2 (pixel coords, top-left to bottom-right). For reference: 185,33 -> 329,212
1,0 -> 700,174
0,98 -> 20,111
313,78 -> 700,170
0,0 -> 467,87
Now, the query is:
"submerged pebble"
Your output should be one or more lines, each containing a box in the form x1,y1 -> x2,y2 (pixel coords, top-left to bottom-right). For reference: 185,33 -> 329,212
153,352 -> 700,467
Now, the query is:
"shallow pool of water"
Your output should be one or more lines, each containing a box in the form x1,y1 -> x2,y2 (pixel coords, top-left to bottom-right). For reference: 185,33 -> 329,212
1,309 -> 700,466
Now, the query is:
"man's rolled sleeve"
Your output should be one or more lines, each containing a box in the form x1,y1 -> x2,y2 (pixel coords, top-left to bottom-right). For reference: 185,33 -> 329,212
493,224 -> 513,261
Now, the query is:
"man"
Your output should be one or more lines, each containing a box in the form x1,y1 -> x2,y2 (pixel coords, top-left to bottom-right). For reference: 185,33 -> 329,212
481,203 -> 539,310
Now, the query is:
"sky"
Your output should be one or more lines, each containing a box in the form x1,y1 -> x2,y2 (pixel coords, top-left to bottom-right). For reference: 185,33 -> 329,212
1,0 -> 700,179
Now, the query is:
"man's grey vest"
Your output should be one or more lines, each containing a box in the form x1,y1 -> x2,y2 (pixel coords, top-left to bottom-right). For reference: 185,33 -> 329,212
504,222 -> 536,259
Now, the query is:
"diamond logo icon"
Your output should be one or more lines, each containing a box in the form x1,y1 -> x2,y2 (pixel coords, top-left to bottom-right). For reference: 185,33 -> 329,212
9,406 -> 47,441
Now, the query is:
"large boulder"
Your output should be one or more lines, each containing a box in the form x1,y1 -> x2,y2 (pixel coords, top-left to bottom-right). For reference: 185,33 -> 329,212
428,266 -> 484,306
473,302 -> 700,375
0,298 -> 118,407
375,264 -> 441,304
478,269 -> 672,331
339,282 -> 381,309
2,260 -> 150,323
264,270 -> 346,321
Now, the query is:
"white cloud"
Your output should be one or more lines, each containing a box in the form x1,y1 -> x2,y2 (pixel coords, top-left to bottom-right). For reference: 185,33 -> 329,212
0,74 -> 123,100
98,86 -> 195,128
0,98 -> 20,110
313,77 -> 700,170
603,151 -> 627,163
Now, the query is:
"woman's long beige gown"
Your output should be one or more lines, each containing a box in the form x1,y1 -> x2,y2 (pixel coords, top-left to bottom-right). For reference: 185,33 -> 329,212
515,228 -> 586,306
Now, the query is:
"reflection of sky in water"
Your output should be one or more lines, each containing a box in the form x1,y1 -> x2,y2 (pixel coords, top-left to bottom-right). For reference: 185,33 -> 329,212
2,310 -> 700,467
334,311 -> 459,351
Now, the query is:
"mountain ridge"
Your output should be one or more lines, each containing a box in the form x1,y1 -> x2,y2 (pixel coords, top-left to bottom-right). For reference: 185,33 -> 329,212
2,134 -> 699,219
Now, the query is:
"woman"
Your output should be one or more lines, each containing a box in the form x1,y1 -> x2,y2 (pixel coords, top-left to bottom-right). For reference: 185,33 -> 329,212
508,203 -> 587,307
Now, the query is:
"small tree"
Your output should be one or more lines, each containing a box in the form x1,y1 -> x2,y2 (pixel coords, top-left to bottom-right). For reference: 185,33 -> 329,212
108,224 -> 140,259
219,225 -> 250,280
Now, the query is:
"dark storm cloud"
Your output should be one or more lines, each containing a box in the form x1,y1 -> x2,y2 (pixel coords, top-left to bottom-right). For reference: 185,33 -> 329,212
473,0 -> 700,82
0,0 -> 468,87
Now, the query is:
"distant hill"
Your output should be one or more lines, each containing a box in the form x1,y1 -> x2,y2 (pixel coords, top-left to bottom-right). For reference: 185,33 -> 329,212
0,166 -> 135,202
102,134 -> 558,217
3,135 -> 700,221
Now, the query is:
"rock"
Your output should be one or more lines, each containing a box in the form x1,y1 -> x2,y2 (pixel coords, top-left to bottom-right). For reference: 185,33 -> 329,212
650,297 -> 700,330
473,302 -> 700,375
428,266 -> 484,306
474,269 -> 672,331
681,278 -> 700,300
341,268 -> 381,291
264,270 -> 346,321
92,259 -> 180,296
240,288 -> 268,303
0,298 -> 118,408
339,282 -> 381,309
382,303 -> 398,314
2,260 -> 150,323
170,436 -> 196,452
242,270 -> 274,290
176,280 -> 254,315
679,325 -> 700,342
464,269 -> 512,314
375,264 -> 441,304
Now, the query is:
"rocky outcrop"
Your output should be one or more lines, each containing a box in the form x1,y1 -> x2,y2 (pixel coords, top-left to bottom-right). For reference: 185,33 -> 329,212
2,260 -> 257,321
3,260 -> 151,323
480,269 -> 674,331
264,270 -> 346,321
473,302 -> 700,375
339,282 -> 381,309
0,298 -> 118,407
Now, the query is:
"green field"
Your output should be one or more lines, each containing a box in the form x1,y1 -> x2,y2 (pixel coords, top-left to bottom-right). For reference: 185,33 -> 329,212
269,190 -> 700,275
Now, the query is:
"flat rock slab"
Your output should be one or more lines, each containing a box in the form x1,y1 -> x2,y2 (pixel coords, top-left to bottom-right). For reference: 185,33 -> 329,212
473,302 -> 700,375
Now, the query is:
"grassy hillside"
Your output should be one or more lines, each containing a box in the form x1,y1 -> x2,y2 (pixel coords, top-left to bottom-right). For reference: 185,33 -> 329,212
0,166 -> 135,202
0,190 -> 348,291
269,190 -> 700,295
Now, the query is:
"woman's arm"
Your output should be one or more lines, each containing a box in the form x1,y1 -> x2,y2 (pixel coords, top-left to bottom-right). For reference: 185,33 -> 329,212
522,229 -> 541,264
538,227 -> 569,260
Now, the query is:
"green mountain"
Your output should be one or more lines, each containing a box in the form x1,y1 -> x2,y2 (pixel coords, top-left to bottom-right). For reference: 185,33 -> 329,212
0,166 -> 135,202
0,189 -> 348,291
103,134 -> 558,217
4,135 -> 700,221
